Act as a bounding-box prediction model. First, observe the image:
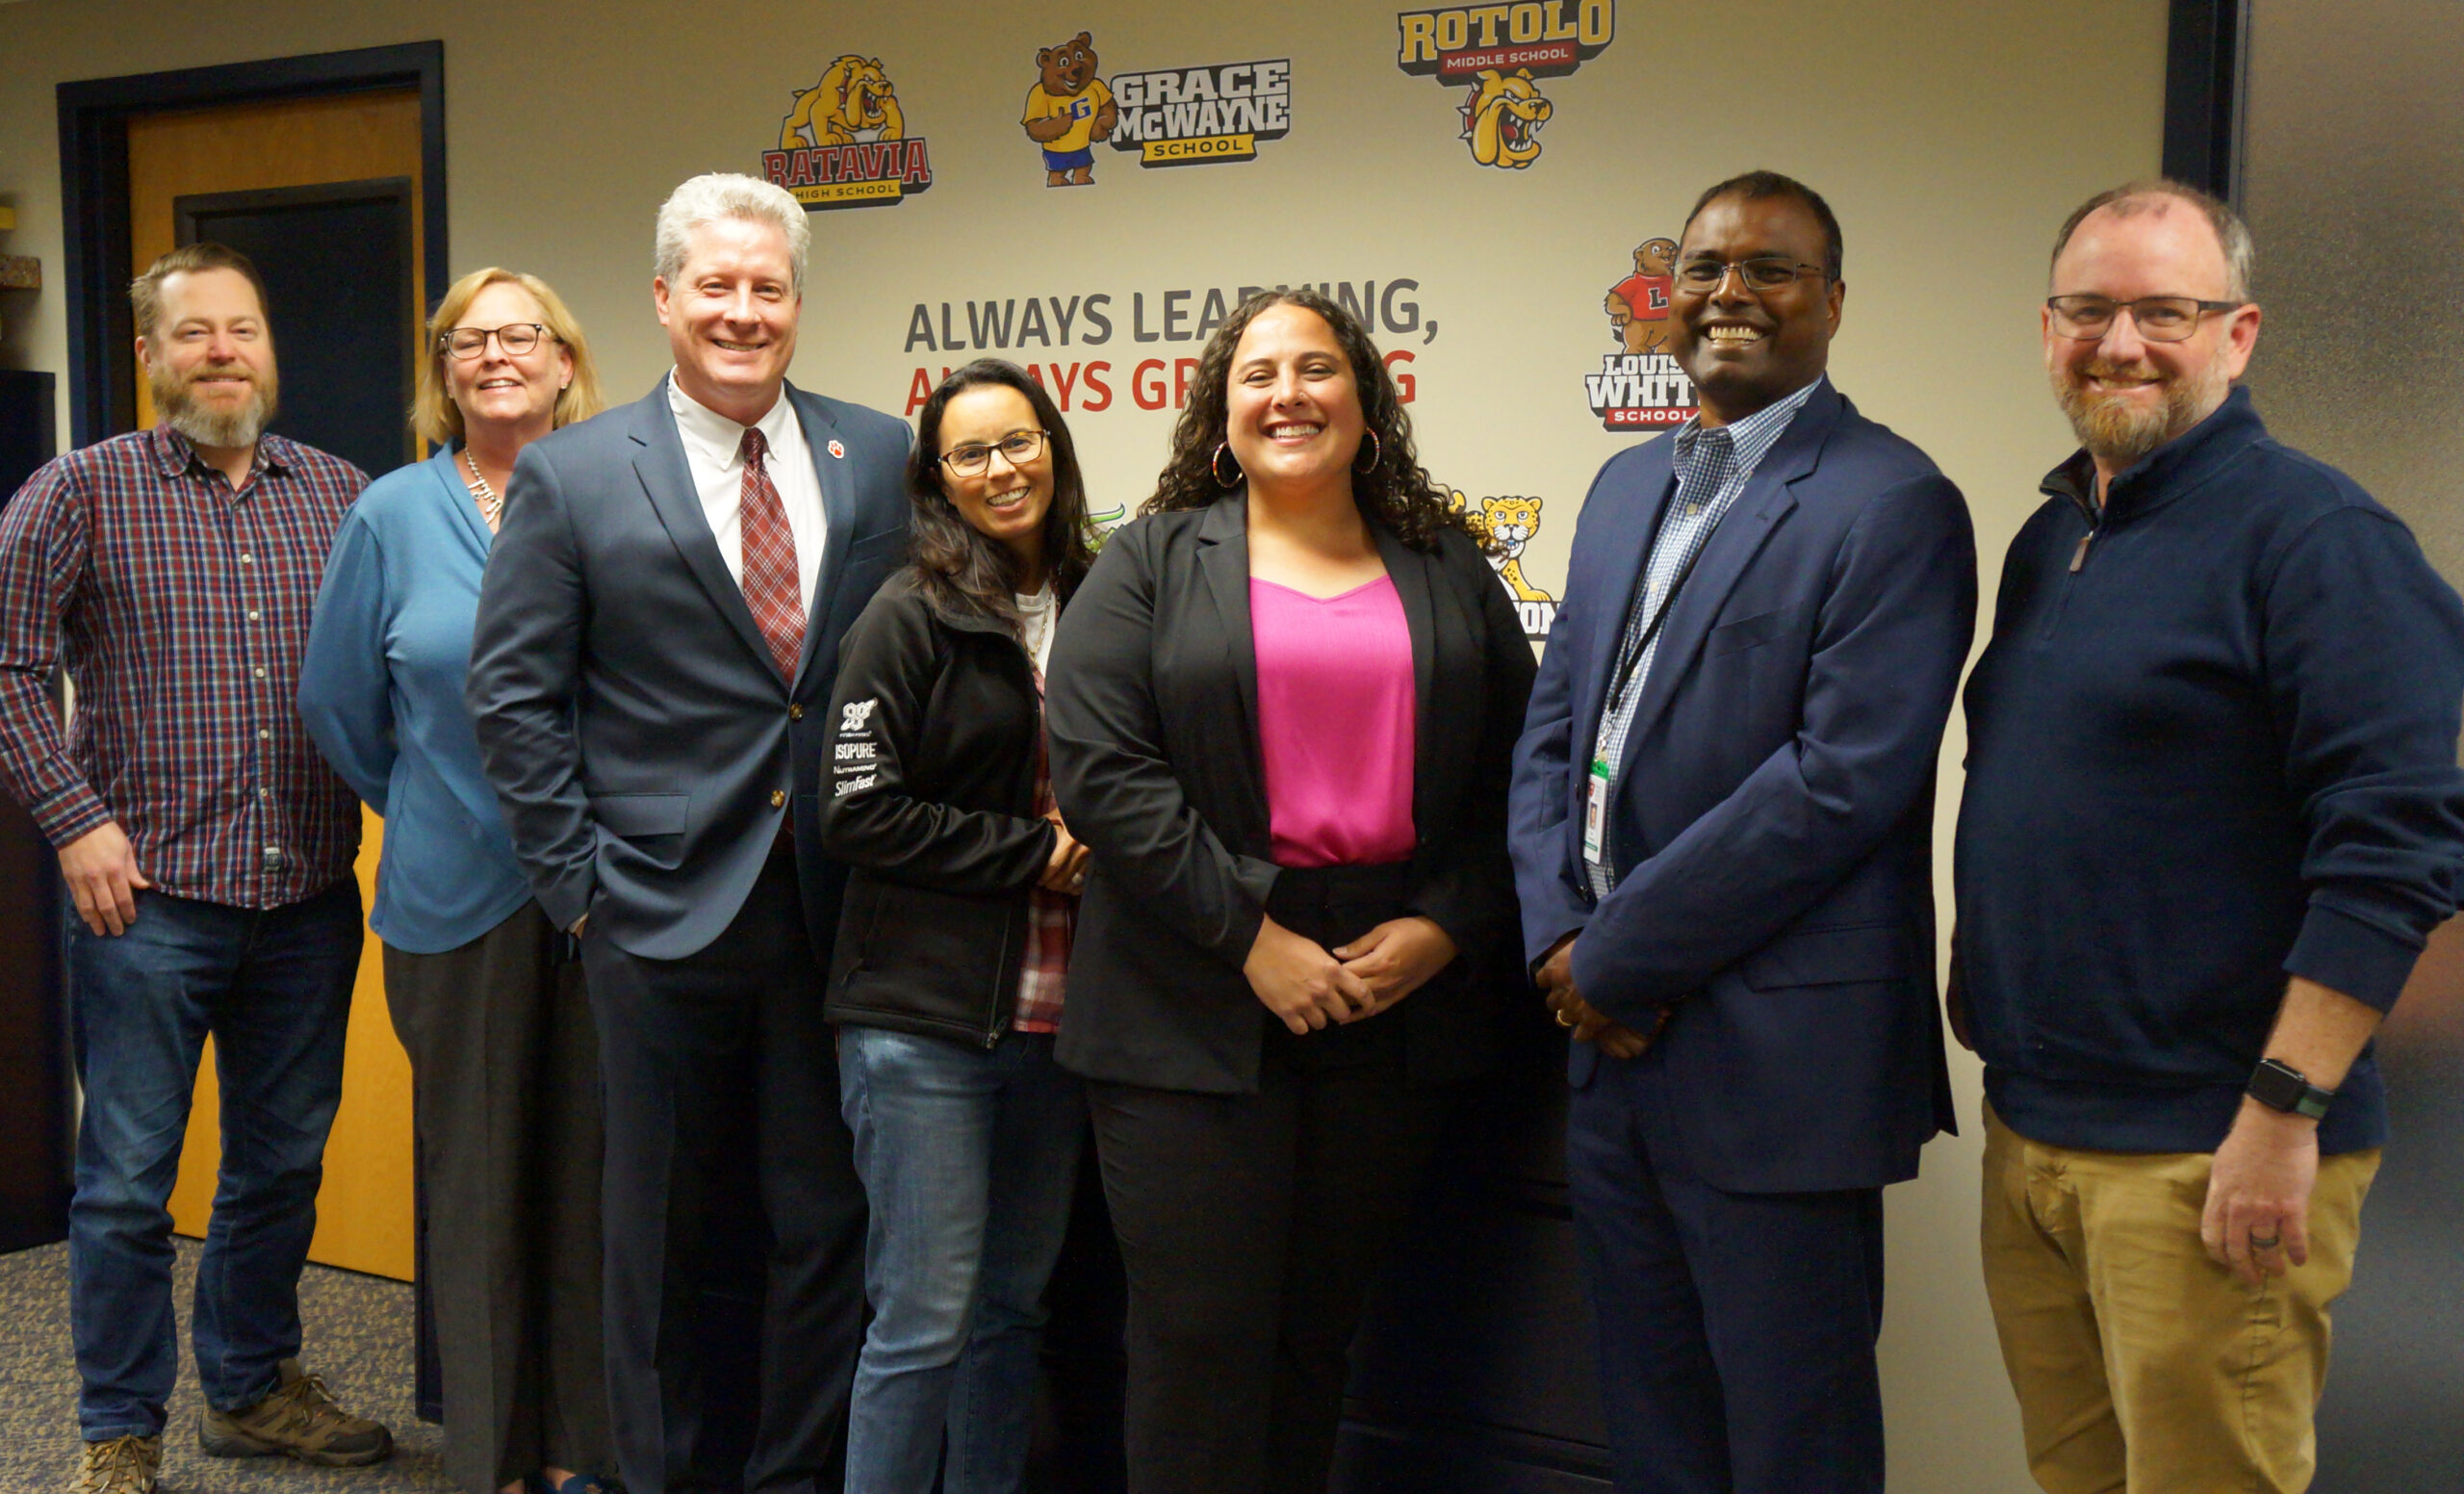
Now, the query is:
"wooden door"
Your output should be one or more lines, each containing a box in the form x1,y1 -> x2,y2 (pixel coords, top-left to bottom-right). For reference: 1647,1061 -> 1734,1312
129,91 -> 422,1281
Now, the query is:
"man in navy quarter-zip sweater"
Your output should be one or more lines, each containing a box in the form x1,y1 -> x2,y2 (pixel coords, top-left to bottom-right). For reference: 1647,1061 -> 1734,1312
1956,180 -> 2464,1494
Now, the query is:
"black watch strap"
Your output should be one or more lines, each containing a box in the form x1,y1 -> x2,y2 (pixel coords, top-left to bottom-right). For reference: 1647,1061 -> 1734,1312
2247,1058 -> 2334,1120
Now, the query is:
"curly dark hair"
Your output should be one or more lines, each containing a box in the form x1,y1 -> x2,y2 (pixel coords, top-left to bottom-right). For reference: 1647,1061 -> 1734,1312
904,359 -> 1099,625
1143,288 -> 1492,554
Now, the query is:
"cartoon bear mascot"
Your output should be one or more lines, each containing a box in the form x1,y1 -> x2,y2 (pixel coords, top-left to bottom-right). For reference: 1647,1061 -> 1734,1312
1605,237 -> 1680,354
1022,32 -> 1117,187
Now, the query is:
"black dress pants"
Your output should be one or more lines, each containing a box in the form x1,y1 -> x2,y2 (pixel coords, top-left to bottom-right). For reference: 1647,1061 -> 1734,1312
384,902 -> 612,1493
1086,863 -> 1455,1494
583,851 -> 868,1494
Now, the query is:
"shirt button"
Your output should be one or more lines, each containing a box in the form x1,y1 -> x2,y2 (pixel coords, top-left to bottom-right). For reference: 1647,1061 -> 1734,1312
258,787 -> 270,798
258,729 -> 270,740
788,704 -> 804,721
770,789 -> 786,809
240,553 -> 253,565
253,667 -> 267,679
246,609 -> 260,622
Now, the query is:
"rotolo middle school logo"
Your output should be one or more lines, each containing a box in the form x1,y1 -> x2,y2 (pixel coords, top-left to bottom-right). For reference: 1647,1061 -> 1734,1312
1107,56 -> 1293,168
1395,1 -> 1613,170
761,55 -> 936,210
1585,233 -> 1699,430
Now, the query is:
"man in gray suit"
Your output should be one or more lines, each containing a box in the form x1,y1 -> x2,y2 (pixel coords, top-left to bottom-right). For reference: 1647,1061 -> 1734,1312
468,172 -> 911,1494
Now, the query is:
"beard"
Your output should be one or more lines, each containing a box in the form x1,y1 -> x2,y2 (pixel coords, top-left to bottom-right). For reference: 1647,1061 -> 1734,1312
152,359 -> 278,450
2051,352 -> 2231,468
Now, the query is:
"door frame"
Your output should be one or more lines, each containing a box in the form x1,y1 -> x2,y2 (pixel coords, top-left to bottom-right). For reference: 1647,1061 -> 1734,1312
56,40 -> 447,447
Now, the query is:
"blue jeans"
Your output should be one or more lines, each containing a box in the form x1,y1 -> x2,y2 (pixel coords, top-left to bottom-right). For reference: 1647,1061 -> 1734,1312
65,881 -> 362,1439
838,1024 -> 1086,1494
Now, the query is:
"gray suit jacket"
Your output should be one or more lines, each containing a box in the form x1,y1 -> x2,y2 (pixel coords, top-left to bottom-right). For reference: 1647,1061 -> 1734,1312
467,375 -> 911,960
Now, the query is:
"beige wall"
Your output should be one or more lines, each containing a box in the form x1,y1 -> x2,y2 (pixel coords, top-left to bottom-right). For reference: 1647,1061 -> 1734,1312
0,1 -> 2172,1487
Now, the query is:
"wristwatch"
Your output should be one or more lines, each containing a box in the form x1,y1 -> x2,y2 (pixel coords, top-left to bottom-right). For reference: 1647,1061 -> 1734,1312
2246,1057 -> 2334,1120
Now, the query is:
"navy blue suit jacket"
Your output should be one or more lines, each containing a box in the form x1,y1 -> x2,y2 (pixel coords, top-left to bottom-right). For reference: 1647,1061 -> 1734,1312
1507,381 -> 1975,1193
468,376 -> 910,961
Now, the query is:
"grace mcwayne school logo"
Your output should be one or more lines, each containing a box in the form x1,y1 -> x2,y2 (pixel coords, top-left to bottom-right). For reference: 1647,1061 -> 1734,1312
1586,234 -> 1697,430
1396,1 -> 1613,169
762,56 -> 935,209
1449,489 -> 1559,639
1108,57 -> 1292,167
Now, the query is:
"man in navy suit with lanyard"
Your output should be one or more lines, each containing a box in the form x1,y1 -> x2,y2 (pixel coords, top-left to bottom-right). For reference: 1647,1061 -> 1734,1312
468,173 -> 911,1494
1508,171 -> 1976,1493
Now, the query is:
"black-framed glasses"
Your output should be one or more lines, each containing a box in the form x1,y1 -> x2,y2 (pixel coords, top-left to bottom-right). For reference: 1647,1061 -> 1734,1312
939,428 -> 1047,477
1675,256 -> 1825,293
2045,295 -> 2245,343
440,322 -> 551,359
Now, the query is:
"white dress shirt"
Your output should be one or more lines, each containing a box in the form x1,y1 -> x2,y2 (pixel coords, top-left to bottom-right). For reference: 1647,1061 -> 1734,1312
667,374 -> 827,608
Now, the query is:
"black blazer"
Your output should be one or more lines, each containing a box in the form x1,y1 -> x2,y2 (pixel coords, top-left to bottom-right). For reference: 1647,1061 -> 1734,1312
1046,497 -> 1536,1094
817,572 -> 1060,1046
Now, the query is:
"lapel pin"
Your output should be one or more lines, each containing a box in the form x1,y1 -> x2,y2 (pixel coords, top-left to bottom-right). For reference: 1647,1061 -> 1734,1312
828,439 -> 846,459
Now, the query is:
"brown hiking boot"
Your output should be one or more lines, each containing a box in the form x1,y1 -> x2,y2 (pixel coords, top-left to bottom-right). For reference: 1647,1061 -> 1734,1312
69,1434 -> 160,1494
197,1357 -> 393,1466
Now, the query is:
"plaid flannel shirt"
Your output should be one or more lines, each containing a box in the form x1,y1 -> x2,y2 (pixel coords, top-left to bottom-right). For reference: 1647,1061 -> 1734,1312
0,425 -> 366,908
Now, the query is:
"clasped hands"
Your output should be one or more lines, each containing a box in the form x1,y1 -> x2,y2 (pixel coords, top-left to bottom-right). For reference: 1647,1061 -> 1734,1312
1244,913 -> 1456,1035
1534,933 -> 1654,1060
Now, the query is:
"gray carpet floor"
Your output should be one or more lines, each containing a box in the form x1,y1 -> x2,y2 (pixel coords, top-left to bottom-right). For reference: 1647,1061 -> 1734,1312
0,1240 -> 452,1493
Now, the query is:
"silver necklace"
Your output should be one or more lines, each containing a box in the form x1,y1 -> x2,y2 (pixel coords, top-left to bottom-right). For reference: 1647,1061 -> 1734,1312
461,448 -> 502,529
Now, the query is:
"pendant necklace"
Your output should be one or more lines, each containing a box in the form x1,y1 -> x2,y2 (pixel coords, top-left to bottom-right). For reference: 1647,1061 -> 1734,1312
461,448 -> 502,530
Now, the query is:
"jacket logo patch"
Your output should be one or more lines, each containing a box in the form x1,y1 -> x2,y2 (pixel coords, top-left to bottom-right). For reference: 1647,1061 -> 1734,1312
840,698 -> 879,732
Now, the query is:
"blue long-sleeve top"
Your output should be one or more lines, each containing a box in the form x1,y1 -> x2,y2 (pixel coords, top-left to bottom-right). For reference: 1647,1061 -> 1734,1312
298,447 -> 533,954
1956,388 -> 2464,1156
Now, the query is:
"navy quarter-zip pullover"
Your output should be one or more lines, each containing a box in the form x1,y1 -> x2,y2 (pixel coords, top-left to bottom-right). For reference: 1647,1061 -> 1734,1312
1956,387 -> 2464,1155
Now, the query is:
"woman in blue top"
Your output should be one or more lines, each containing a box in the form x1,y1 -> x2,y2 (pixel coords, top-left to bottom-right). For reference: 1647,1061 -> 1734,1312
298,269 -> 610,1494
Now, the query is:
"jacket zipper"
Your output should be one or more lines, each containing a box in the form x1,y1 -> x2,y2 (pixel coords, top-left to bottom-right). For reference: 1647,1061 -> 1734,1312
980,911 -> 1014,1047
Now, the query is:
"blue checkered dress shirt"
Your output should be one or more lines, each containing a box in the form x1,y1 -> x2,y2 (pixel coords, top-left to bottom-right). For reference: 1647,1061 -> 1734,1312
1584,376 -> 1822,897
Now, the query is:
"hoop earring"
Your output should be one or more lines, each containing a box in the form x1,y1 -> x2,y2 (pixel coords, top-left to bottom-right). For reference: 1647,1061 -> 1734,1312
1353,428 -> 1383,476
1212,442 -> 1243,490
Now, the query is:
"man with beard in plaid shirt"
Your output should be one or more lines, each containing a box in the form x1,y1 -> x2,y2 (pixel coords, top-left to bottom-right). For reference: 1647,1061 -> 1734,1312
0,244 -> 391,1493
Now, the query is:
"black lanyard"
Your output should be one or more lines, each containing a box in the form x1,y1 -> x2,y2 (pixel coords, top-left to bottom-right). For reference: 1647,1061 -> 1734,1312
1604,512 -> 1721,714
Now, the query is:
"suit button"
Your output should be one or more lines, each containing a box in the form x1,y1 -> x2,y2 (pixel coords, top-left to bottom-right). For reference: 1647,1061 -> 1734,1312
789,704 -> 804,721
770,789 -> 785,809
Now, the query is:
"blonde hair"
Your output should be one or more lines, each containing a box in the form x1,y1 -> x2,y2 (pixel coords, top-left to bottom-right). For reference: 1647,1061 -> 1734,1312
414,268 -> 606,447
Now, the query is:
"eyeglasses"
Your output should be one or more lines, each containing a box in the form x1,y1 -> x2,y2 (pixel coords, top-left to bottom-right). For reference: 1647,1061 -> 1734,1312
1675,256 -> 1825,293
440,323 -> 552,359
939,428 -> 1048,477
2045,295 -> 2245,343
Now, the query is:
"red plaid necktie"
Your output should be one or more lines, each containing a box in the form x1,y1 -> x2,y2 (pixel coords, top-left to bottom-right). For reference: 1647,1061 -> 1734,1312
738,426 -> 806,681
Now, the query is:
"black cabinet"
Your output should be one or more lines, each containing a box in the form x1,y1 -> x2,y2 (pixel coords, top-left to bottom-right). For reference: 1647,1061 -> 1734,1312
0,368 -> 71,1252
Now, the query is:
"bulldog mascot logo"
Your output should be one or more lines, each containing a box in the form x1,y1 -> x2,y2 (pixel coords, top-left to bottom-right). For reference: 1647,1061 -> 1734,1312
1023,32 -> 1118,186
761,54 -> 936,209
783,56 -> 905,146
1460,69 -> 1553,168
1397,1 -> 1611,171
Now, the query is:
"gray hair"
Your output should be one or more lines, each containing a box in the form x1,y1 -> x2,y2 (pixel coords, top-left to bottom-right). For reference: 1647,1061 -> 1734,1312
2050,179 -> 2255,302
654,173 -> 811,295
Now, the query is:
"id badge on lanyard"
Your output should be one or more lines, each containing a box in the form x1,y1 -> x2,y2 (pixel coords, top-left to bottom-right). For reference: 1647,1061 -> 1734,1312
1583,756 -> 1612,866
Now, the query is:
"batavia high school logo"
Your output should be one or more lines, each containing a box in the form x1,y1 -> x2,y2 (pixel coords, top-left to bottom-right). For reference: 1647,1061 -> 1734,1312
1396,1 -> 1613,169
1586,233 -> 1698,430
761,55 -> 935,210
1107,57 -> 1292,168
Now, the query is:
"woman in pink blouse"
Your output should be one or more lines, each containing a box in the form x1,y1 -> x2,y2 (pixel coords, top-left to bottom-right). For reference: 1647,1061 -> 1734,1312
1046,290 -> 1536,1494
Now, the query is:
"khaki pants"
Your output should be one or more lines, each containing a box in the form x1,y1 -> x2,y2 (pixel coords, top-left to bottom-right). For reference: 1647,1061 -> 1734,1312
1979,1104 -> 2378,1494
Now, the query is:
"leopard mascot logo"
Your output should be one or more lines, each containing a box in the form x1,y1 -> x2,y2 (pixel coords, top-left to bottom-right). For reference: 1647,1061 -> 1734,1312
1450,489 -> 1556,605
1459,68 -> 1552,169
783,56 -> 906,147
